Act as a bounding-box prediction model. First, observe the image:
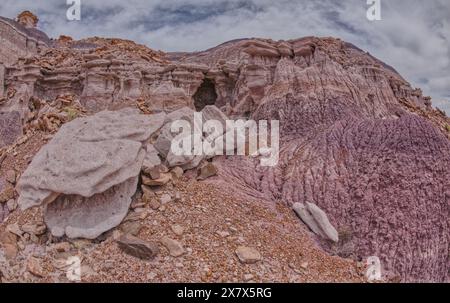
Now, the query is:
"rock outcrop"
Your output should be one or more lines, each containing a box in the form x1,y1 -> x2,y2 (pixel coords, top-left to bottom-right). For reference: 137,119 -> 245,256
0,12 -> 49,66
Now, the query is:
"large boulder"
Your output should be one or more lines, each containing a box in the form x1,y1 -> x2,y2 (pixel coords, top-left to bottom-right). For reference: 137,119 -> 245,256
16,109 -> 165,238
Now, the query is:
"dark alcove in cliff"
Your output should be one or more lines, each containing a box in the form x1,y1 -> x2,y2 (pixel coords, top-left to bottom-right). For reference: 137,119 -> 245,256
193,78 -> 218,111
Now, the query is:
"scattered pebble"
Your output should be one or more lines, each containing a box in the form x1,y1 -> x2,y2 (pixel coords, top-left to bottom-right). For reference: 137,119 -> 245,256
235,246 -> 261,264
160,237 -> 185,257
170,224 -> 185,236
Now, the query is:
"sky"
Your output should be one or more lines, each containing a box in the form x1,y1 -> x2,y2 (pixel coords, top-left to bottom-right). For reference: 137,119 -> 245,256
0,0 -> 449,112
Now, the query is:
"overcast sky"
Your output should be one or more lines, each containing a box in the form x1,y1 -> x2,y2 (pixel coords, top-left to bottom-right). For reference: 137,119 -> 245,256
0,0 -> 449,112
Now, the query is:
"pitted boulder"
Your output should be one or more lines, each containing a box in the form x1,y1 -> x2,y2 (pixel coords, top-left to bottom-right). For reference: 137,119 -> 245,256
17,109 -> 165,209
16,109 -> 165,238
44,176 -> 138,239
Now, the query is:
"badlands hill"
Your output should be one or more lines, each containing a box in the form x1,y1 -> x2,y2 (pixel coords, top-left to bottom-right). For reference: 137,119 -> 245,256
0,12 -> 449,282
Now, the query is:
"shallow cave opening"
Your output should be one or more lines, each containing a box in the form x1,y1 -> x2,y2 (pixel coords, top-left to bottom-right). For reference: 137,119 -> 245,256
193,78 -> 218,111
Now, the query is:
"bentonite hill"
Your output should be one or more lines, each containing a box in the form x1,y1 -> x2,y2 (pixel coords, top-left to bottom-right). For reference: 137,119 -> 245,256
0,11 -> 449,283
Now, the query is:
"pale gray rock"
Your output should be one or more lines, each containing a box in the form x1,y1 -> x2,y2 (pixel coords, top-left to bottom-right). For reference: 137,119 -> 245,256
292,202 -> 326,238
117,234 -> 159,260
142,144 -> 161,173
21,222 -> 46,236
166,151 -> 195,168
17,109 -> 166,210
5,170 -> 16,184
306,202 -> 339,243
6,199 -> 17,212
160,237 -> 185,257
44,176 -> 138,239
235,246 -> 261,264
201,105 -> 229,135
16,109 -> 166,239
154,123 -> 176,158
154,107 -> 202,158
159,193 -> 172,204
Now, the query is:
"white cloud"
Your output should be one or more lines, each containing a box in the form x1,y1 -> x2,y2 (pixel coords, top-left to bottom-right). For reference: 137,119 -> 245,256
0,0 -> 448,111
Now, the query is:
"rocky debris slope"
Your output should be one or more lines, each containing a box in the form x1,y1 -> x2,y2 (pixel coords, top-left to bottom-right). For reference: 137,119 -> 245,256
0,176 -> 366,282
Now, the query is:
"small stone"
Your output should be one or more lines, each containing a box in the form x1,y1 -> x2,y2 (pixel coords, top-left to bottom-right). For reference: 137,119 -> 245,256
300,262 -> 309,270
171,224 -> 185,236
175,262 -> 184,268
117,234 -> 159,260
81,265 -> 98,278
171,167 -> 184,179
244,273 -> 254,281
120,221 -> 142,236
196,162 -> 218,180
0,231 -> 18,259
216,231 -> 230,238
6,199 -> 17,211
29,233 -> 39,243
146,272 -> 157,280
21,222 -> 47,236
147,167 -> 161,180
229,226 -> 238,233
5,170 -> 16,184
235,246 -> 261,264
6,223 -> 22,237
148,199 -> 161,210
102,260 -> 115,270
160,193 -> 172,204
27,256 -> 45,278
141,185 -> 155,200
142,173 -> 171,186
112,230 -> 122,240
124,210 -> 149,222
0,183 -> 14,203
173,191 -> 182,202
142,144 -> 162,173
160,237 -> 185,257
147,164 -> 169,180
131,199 -> 146,209
17,240 -> 25,250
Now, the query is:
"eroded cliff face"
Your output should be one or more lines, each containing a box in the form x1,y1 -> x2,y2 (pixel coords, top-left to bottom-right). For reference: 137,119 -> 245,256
0,19 -> 449,282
